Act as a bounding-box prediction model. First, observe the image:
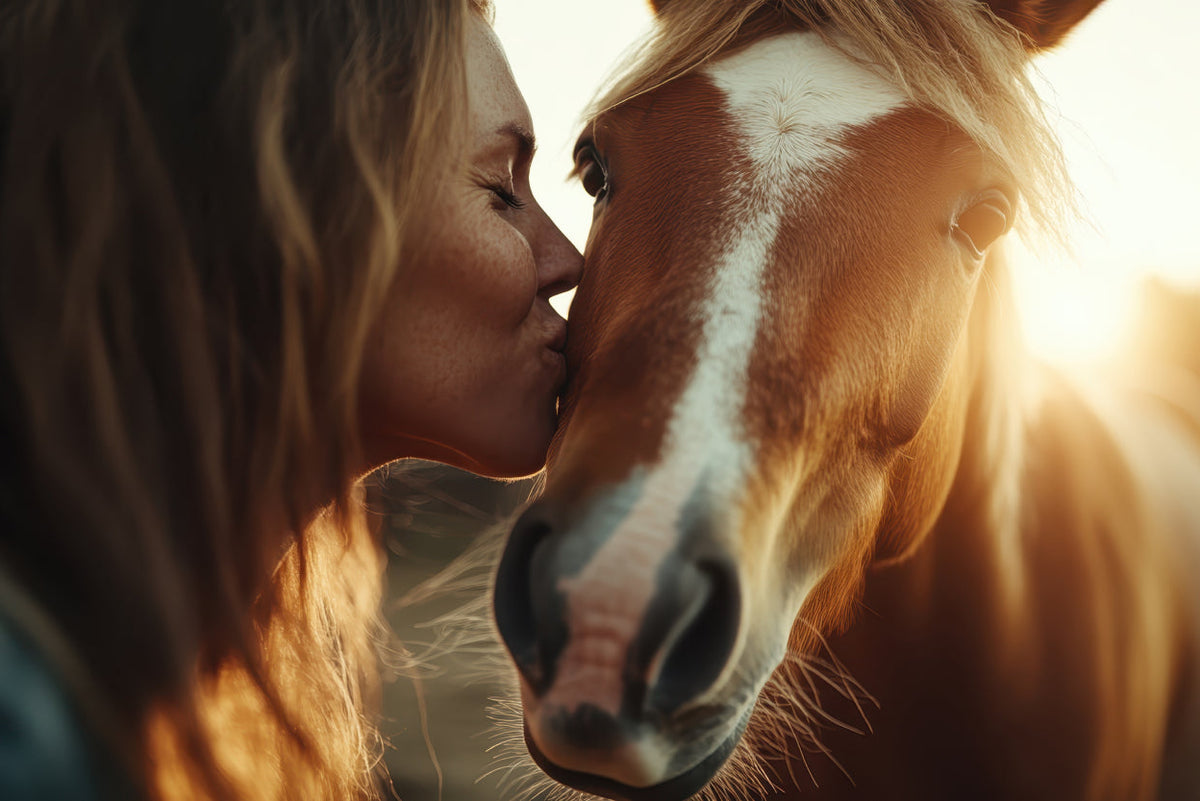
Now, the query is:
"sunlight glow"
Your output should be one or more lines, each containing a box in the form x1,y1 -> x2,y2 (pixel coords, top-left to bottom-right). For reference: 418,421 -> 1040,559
1009,251 -> 1139,367
1006,0 -> 1200,367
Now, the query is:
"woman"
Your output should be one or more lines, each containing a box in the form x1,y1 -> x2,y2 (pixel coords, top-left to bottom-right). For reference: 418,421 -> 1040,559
0,0 -> 580,799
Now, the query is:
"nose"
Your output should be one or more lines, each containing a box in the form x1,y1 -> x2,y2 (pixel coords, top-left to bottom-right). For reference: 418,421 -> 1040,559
533,206 -> 583,300
493,500 -> 742,718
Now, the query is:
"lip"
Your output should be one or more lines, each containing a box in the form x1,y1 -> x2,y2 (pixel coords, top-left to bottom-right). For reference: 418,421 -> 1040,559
522,713 -> 749,801
546,319 -> 568,353
545,347 -> 568,387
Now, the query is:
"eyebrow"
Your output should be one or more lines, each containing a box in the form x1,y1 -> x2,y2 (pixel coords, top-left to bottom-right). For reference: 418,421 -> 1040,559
497,122 -> 536,161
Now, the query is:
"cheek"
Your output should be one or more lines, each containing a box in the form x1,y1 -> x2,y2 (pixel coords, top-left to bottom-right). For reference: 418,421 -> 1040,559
447,218 -> 538,325
880,259 -> 979,444
400,206 -> 539,339
353,189 -> 558,472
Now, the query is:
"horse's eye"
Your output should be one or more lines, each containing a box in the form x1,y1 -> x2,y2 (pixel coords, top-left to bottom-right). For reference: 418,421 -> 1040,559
575,145 -> 609,202
953,191 -> 1013,257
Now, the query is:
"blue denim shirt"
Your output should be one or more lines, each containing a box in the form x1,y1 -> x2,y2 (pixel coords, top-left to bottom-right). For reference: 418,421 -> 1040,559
0,621 -> 115,801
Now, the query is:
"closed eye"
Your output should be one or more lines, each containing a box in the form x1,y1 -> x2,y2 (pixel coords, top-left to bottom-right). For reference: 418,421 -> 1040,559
490,183 -> 526,210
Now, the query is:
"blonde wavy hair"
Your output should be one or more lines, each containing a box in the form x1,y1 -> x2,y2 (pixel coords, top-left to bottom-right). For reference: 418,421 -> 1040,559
0,0 -> 489,798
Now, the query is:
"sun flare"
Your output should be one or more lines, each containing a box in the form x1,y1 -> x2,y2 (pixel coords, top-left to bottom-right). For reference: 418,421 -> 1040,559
1009,256 -> 1139,368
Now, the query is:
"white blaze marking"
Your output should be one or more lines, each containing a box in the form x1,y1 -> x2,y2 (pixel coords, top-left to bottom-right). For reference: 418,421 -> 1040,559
533,31 -> 905,787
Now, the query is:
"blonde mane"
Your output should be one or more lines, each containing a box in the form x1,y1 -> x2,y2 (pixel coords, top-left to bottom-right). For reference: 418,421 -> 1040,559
587,0 -> 1072,245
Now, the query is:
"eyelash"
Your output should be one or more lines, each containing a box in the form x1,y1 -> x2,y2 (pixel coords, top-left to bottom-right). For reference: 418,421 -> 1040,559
490,184 -> 526,210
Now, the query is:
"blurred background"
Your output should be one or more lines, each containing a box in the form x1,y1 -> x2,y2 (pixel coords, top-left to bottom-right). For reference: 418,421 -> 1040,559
377,463 -> 533,800
380,1 -> 1200,798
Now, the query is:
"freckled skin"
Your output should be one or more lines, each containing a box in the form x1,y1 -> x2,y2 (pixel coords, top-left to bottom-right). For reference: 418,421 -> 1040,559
357,18 -> 582,478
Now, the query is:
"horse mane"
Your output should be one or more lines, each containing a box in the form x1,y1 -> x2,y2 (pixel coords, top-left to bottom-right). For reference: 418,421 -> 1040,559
586,0 -> 1073,246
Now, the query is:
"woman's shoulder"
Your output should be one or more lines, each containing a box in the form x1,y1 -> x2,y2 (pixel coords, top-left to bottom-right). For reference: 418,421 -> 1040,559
0,618 -> 115,801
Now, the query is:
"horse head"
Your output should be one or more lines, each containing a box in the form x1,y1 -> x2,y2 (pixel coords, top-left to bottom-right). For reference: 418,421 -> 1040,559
494,1 -> 1101,798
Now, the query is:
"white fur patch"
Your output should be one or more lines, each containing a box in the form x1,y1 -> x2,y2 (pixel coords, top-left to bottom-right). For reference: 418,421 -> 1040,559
710,32 -> 907,184
530,31 -> 905,788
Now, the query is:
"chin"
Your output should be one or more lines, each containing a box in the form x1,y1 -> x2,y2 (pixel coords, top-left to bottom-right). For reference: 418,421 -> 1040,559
464,434 -> 551,479
520,696 -> 755,801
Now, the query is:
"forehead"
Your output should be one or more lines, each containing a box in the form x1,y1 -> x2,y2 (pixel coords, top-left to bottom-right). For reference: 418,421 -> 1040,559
702,31 -> 907,180
465,18 -> 532,137
588,31 -> 908,177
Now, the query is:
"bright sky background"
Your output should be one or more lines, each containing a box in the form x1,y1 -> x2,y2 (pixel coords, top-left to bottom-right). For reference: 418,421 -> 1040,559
494,0 -> 1200,366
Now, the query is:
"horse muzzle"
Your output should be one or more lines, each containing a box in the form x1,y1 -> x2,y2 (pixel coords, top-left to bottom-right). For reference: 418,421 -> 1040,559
493,487 -> 750,798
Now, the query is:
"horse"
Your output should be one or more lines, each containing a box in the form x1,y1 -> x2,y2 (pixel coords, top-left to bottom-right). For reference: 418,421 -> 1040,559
490,1 -> 1200,799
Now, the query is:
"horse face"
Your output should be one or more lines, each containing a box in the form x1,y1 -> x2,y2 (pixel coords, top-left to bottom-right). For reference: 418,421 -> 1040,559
494,30 -> 1014,800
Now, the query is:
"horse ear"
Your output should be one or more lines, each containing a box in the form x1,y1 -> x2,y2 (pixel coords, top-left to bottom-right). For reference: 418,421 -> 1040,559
985,0 -> 1105,49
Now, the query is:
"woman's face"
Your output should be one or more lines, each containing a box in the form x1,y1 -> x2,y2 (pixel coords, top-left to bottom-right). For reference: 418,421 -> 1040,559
359,17 -> 583,478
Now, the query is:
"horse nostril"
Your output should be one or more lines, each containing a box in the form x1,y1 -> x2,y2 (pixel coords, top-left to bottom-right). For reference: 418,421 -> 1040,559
497,501 -> 742,717
494,503 -> 566,694
643,556 -> 742,715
